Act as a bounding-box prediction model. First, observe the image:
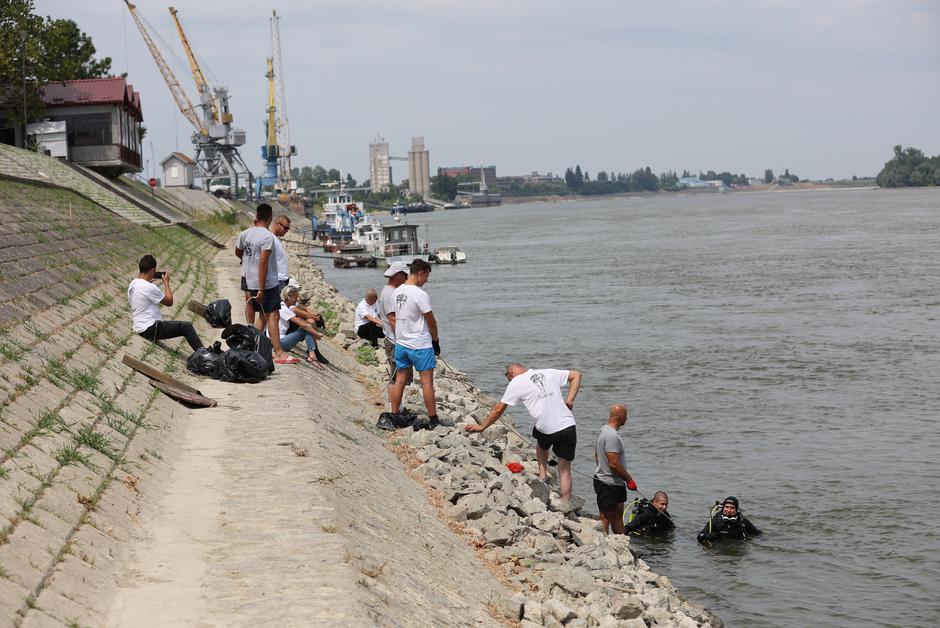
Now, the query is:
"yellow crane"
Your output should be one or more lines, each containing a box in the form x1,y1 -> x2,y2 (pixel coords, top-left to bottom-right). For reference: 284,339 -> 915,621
123,1 -> 207,136
169,6 -> 229,126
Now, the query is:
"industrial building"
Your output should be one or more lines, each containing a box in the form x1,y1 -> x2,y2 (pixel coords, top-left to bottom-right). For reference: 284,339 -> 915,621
407,136 -> 430,199
369,136 -> 392,192
437,165 -> 497,184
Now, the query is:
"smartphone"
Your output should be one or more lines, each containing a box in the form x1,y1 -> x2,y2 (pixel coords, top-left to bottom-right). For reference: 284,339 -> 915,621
153,271 -> 165,279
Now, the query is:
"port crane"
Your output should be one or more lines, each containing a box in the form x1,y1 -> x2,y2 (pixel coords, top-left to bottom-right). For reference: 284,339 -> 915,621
124,1 -> 253,198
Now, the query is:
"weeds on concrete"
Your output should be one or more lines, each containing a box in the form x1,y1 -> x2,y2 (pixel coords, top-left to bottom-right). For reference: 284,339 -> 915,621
68,368 -> 99,394
54,445 -> 94,469
355,344 -> 379,366
0,339 -> 25,363
320,523 -> 338,533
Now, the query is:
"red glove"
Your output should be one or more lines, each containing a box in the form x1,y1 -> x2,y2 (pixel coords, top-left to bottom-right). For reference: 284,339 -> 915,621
627,478 -> 637,491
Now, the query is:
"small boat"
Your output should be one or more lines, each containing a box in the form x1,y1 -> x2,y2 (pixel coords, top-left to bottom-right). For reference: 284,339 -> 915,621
375,223 -> 431,267
443,202 -> 459,209
338,242 -> 366,253
333,255 -> 377,269
432,246 -> 467,264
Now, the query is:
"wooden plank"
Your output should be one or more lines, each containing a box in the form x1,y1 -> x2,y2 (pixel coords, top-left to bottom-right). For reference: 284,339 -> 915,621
122,354 -> 202,395
187,299 -> 207,318
149,380 -> 217,407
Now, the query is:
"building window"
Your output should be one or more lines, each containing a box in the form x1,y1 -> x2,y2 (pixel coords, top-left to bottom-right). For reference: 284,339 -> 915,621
53,113 -> 112,146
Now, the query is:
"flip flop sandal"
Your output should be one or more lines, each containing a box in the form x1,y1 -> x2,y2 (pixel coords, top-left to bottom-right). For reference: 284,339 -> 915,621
275,356 -> 301,364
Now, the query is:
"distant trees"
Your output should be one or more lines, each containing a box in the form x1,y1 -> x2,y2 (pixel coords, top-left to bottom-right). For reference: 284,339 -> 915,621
764,169 -> 774,184
430,173 -> 459,201
876,145 -> 940,187
1,2 -> 111,130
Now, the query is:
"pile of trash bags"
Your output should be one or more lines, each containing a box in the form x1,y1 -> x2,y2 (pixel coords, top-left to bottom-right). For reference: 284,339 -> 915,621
203,299 -> 232,328
185,324 -> 275,383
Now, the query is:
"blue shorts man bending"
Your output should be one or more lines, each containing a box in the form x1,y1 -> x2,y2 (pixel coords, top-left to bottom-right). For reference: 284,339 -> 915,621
388,259 -> 452,429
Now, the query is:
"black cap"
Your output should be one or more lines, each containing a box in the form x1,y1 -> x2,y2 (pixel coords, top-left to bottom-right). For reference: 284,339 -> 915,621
723,496 -> 739,509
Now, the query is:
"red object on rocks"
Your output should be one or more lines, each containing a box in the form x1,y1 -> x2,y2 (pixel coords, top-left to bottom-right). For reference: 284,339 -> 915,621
505,462 -> 524,474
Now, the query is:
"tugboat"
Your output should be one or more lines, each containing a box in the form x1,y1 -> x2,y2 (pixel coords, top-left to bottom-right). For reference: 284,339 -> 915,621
376,223 -> 431,267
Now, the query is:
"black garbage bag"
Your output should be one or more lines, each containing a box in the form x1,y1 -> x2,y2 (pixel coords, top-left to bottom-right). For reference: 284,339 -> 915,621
391,409 -> 416,428
204,299 -> 232,328
221,324 -> 274,373
376,413 -> 397,431
186,341 -> 224,378
218,349 -> 269,383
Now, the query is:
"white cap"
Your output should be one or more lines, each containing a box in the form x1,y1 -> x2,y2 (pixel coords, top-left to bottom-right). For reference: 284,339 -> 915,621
383,261 -> 410,277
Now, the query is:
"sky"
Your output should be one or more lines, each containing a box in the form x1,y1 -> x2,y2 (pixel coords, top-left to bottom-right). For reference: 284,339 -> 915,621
33,0 -> 940,182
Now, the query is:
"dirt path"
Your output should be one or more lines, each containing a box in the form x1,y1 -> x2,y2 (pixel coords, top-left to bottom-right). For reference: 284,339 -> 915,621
106,247 -> 363,627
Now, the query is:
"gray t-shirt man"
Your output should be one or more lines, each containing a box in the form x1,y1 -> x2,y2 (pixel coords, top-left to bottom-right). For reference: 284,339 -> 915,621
594,424 -> 628,486
238,226 -> 279,290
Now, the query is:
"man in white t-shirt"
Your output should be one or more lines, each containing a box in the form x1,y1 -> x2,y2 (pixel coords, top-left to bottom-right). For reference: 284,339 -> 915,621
271,214 -> 291,290
236,204 -> 297,364
354,288 -> 384,348
378,261 -> 411,389
388,259 -> 451,429
467,363 -> 583,502
128,254 -> 203,352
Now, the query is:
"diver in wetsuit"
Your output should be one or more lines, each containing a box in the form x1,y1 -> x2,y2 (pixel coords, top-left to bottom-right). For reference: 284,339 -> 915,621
697,496 -> 762,545
624,491 -> 676,537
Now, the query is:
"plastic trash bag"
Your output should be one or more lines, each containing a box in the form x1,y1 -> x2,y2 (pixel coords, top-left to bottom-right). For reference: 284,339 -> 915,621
221,324 -> 274,373
376,413 -> 397,431
218,349 -> 269,383
204,299 -> 232,328
185,341 -> 223,378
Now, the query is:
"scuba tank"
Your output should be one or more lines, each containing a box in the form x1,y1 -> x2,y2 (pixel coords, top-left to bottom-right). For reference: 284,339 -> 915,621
623,498 -> 643,527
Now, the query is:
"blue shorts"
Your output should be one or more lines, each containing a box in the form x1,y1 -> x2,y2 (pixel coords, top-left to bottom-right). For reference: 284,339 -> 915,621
394,345 -> 436,372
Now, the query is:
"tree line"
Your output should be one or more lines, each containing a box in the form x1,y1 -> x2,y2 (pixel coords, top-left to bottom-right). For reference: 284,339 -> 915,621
1,0 -> 112,131
876,145 -> 940,187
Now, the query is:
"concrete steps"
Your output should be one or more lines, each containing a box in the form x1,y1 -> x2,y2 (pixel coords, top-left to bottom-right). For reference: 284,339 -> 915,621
0,144 -> 163,226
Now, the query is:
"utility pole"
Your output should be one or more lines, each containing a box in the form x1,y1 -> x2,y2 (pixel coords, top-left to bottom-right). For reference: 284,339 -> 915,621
20,30 -> 28,149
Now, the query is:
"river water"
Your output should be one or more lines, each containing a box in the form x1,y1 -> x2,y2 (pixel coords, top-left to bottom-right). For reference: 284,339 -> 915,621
310,188 -> 940,627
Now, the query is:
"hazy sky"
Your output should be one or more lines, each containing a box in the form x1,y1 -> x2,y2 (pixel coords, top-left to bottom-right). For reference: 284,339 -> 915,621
34,0 -> 940,182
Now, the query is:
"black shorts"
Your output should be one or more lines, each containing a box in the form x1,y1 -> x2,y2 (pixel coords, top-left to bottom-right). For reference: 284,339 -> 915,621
247,288 -> 281,314
594,477 -> 627,513
531,425 -> 577,462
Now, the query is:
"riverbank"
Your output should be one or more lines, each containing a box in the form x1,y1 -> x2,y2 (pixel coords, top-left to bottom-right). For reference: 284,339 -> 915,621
280,239 -> 722,627
500,181 -> 878,206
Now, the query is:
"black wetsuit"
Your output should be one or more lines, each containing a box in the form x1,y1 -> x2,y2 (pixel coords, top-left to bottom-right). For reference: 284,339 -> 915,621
624,500 -> 675,536
697,512 -> 762,544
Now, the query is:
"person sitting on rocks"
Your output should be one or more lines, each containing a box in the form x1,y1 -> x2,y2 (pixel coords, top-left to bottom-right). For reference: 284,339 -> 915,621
625,491 -> 675,537
278,286 -> 326,367
354,288 -> 384,348
466,363 -> 582,503
696,496 -> 762,545
128,255 -> 204,352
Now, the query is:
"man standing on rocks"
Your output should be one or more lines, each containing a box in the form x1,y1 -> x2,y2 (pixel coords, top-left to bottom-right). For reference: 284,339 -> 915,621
235,203 -> 297,364
389,259 -> 451,429
378,261 -> 411,396
593,404 -> 637,535
466,363 -> 582,503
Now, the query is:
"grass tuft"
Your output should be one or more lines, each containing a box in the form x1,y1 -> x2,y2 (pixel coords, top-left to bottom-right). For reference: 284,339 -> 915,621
54,445 -> 93,468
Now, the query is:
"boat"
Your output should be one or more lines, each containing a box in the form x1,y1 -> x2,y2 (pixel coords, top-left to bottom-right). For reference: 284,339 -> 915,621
391,202 -> 435,214
375,223 -> 431,267
316,187 -> 365,240
443,202 -> 461,209
351,216 -> 384,256
333,255 -> 376,269
432,246 -> 467,264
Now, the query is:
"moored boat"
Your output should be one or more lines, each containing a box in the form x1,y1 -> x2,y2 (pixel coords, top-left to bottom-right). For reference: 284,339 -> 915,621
431,246 -> 467,264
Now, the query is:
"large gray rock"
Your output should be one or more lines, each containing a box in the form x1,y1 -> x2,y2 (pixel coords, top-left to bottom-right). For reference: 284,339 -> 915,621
458,493 -> 491,520
523,599 -> 543,623
530,511 -> 565,533
544,598 -> 578,623
527,478 -> 552,504
613,597 -> 645,619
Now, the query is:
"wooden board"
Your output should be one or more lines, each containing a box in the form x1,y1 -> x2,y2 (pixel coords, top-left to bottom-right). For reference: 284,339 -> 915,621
187,300 -> 207,318
149,380 -> 217,407
122,354 -> 202,395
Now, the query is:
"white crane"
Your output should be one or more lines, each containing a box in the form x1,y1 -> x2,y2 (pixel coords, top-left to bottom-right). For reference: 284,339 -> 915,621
270,10 -> 295,193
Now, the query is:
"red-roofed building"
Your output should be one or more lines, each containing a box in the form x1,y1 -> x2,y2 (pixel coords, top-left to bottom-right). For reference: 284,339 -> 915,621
0,77 -> 144,175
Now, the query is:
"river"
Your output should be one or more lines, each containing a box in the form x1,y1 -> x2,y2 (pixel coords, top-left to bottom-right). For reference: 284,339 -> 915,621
309,187 -> 940,627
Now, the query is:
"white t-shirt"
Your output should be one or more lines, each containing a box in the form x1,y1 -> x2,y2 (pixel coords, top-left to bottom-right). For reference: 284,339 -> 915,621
127,278 -> 164,333
354,298 -> 381,332
391,284 -> 432,350
500,368 -> 575,435
239,226 -> 278,290
273,236 -> 288,281
278,302 -> 296,337
379,284 -> 397,342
